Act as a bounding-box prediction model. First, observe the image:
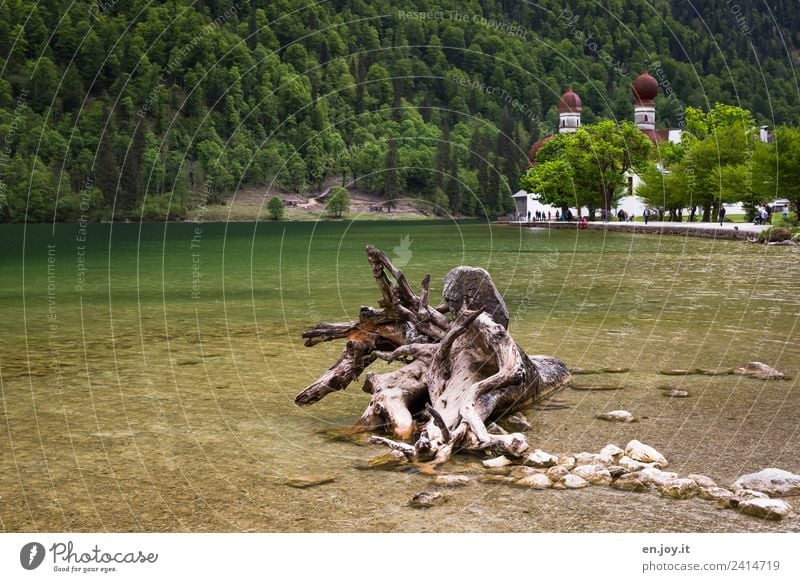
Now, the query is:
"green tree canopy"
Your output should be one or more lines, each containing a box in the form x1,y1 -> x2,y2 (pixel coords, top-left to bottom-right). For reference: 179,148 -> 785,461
267,196 -> 284,220
521,121 -> 651,216
326,186 -> 350,217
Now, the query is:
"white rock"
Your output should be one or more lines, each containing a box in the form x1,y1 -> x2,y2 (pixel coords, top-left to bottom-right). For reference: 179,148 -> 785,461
572,464 -> 612,486
738,498 -> 793,520
688,474 -> 717,489
557,456 -> 576,470
732,468 -> 800,497
574,452 -> 597,466
611,472 -> 651,492
625,440 -> 668,467
734,488 -> 770,501
409,491 -> 444,508
479,475 -> 518,485
619,455 -> 650,473
509,466 -> 543,479
734,361 -> 785,380
527,449 -> 558,468
699,486 -> 734,504
546,465 -> 570,482
504,412 -> 532,432
433,475 -> 470,487
597,410 -> 635,423
639,467 -> 679,487
483,455 -> 513,468
660,477 -> 699,499
563,474 -> 589,489
600,443 -> 624,460
514,473 -> 552,489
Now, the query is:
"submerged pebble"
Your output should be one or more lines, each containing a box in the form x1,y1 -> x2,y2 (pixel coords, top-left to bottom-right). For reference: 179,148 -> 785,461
479,475 -> 517,485
503,412 -> 532,432
409,491 -> 445,508
358,450 -> 409,471
285,475 -> 336,489
666,389 -> 690,398
734,361 -> 785,380
570,368 -> 602,375
570,384 -> 624,391
433,474 -> 470,487
514,473 -> 552,489
482,455 -> 513,468
597,410 -> 635,423
509,466 -> 543,479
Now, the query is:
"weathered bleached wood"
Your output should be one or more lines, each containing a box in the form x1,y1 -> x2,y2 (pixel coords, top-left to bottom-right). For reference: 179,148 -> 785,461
295,246 -> 571,464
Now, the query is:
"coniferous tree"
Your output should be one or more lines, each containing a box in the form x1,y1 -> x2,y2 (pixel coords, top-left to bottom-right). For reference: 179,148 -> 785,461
383,138 -> 400,212
95,130 -> 118,208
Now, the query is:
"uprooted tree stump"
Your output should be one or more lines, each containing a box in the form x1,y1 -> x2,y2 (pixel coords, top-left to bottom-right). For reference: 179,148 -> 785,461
295,245 -> 571,465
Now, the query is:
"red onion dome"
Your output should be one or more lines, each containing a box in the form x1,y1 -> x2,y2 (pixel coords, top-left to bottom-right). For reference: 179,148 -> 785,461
557,88 -> 582,113
632,71 -> 659,103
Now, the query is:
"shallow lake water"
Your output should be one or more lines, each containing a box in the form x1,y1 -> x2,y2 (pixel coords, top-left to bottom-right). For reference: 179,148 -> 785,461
1,219 -> 798,532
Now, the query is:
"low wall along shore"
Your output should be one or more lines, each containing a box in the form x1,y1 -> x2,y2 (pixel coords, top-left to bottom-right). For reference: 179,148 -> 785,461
504,220 -> 760,241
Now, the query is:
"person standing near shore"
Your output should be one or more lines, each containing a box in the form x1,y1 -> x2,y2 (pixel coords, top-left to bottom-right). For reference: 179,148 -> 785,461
718,205 -> 726,226
643,207 -> 650,224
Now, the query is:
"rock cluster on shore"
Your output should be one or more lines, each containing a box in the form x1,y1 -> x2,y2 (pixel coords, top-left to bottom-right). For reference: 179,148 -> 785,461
412,440 -> 798,521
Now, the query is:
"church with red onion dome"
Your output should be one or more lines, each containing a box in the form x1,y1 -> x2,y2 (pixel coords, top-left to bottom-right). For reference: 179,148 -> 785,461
527,87 -> 585,166
515,71 -> 685,220
514,70 -> 773,221
527,72 -> 680,168
632,70 -> 673,144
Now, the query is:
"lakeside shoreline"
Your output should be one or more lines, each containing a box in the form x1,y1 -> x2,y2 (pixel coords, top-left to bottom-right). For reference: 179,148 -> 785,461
498,219 -> 773,241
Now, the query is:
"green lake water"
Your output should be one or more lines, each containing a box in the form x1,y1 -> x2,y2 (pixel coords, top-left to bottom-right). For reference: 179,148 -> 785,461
1,219 -> 798,532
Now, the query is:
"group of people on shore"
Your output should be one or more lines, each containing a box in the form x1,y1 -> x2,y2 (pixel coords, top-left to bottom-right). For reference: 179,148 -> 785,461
752,205 -> 781,225
521,209 -> 576,222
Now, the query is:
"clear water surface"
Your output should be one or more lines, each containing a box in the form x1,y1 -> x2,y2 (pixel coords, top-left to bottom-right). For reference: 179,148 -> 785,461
1,220 -> 798,532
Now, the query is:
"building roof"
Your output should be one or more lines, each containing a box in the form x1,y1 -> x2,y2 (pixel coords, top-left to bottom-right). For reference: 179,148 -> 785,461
557,87 -> 582,113
641,128 -> 671,144
632,71 -> 659,105
528,134 -> 555,166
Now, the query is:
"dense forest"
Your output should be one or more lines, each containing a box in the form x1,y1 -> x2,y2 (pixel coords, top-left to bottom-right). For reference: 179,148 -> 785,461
0,0 -> 798,222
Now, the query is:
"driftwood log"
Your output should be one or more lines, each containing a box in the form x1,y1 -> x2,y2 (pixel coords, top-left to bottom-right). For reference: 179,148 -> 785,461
295,246 -> 571,465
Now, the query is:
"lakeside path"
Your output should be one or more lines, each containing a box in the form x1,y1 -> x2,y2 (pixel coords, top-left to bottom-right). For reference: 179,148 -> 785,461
500,219 -> 771,241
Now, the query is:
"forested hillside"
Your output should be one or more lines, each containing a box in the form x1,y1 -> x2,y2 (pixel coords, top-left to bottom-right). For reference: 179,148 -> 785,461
0,0 -> 798,222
